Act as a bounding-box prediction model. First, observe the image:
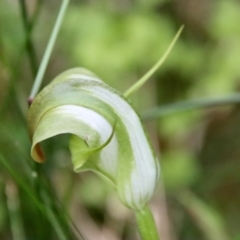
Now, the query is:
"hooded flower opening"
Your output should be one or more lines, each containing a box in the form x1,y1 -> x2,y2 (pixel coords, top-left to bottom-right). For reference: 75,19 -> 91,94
28,68 -> 160,210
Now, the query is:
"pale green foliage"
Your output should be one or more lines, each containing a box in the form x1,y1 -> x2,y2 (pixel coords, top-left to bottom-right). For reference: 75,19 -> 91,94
61,7 -> 175,86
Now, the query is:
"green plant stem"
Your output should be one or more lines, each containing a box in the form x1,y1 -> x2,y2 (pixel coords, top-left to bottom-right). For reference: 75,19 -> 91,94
0,154 -> 78,239
56,197 -> 84,239
6,180 -> 26,240
18,0 -> 38,77
0,0 -> 42,116
142,93 -> 240,121
0,154 -> 43,211
124,26 -> 184,98
135,206 -> 159,240
41,190 -> 69,240
29,0 -> 69,102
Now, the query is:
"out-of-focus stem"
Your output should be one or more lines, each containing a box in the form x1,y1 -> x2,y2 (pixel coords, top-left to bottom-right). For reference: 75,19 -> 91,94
0,0 -> 43,116
6,180 -> 26,240
142,93 -> 240,121
18,0 -> 38,76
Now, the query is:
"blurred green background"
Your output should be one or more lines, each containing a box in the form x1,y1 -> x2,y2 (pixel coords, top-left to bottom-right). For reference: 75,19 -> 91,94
1,0 -> 240,239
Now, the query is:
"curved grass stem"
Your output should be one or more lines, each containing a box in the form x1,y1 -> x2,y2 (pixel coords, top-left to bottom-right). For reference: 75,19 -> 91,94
124,26 -> 184,98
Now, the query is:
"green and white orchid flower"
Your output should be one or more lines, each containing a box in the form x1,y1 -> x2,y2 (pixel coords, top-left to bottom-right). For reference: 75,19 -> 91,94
27,9 -> 182,235
28,68 -> 160,210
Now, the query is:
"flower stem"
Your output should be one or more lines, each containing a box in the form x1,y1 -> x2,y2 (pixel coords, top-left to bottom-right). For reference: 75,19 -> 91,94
28,0 -> 69,104
135,206 -> 159,240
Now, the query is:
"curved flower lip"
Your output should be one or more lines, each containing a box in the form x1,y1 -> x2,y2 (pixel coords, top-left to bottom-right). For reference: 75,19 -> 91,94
28,68 -> 160,209
31,104 -> 119,183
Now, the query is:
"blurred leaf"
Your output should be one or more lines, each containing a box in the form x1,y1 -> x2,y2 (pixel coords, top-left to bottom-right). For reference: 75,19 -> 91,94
77,174 -> 110,207
159,111 -> 201,138
61,6 -> 174,87
210,0 -> 240,38
0,1 -> 25,64
0,180 -> 7,232
162,151 -> 201,191
178,190 -> 229,240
